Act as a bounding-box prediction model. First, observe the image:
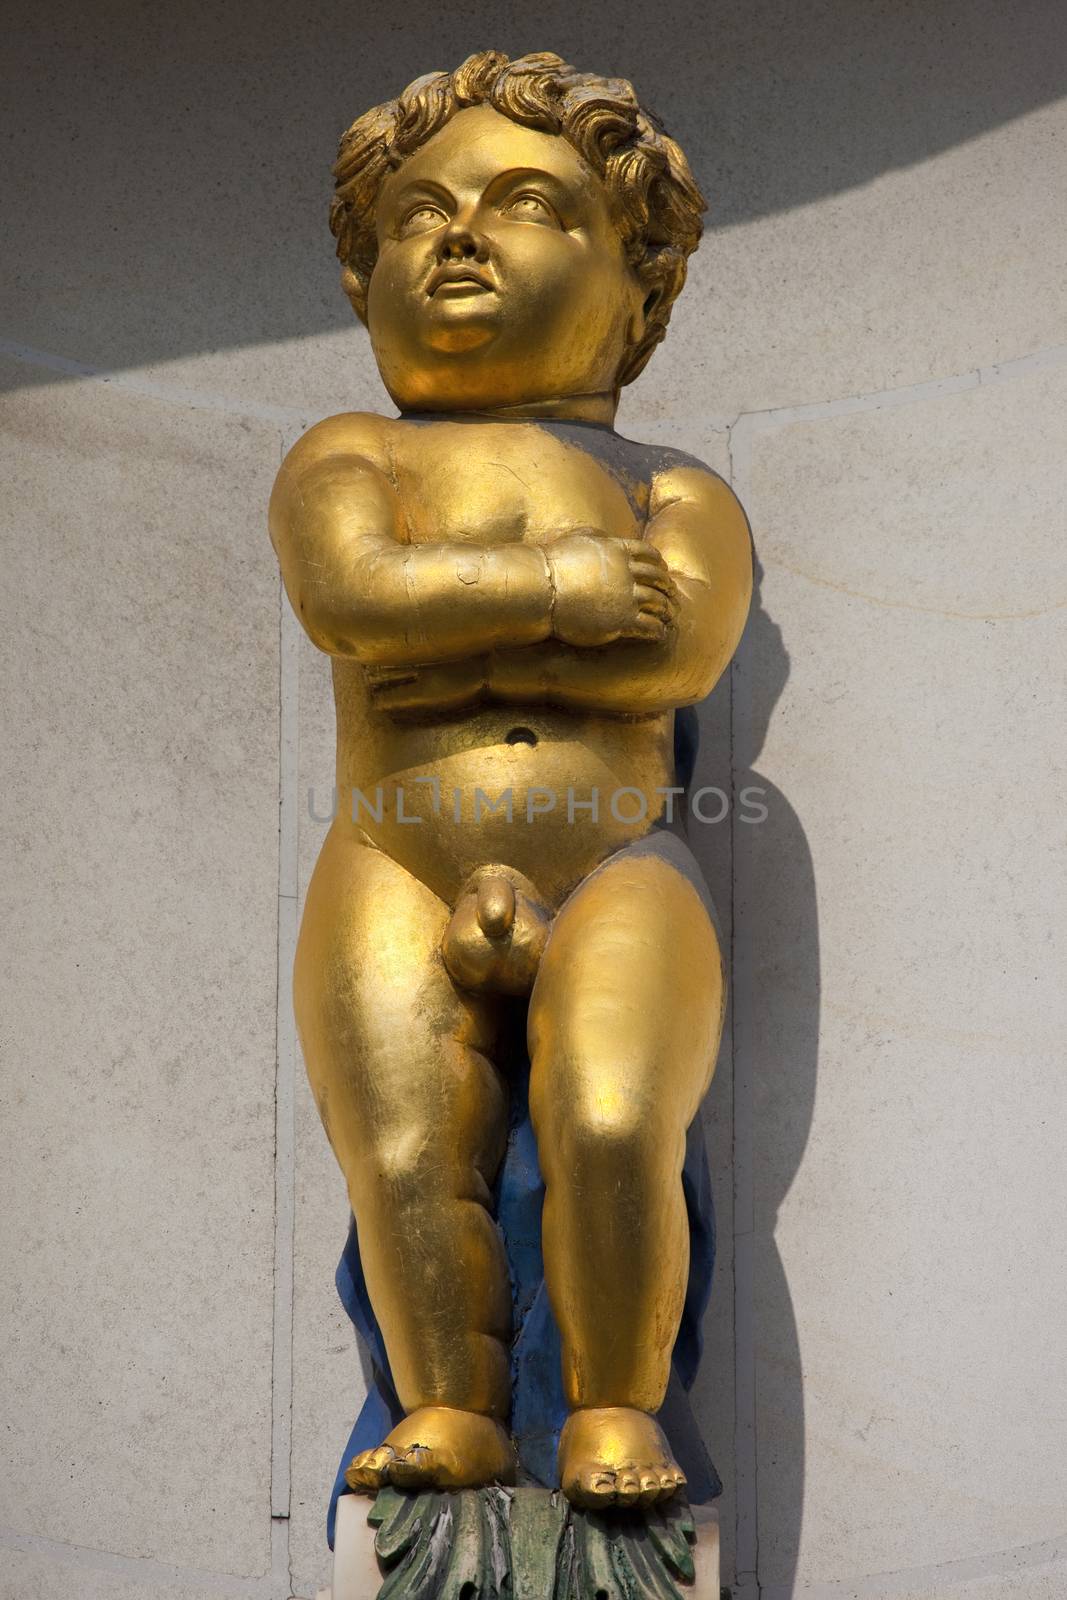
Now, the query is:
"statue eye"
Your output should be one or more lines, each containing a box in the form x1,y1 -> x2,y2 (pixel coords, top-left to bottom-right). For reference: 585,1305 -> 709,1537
503,192 -> 560,226
398,203 -> 447,236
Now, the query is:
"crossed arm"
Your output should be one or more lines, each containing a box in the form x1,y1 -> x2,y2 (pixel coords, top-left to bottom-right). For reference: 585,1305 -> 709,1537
269,415 -> 752,719
482,465 -> 753,715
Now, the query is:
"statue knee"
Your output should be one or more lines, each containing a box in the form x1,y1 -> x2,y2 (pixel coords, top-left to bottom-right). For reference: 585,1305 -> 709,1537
354,1125 -> 438,1206
355,1114 -> 496,1213
544,1088 -> 662,1178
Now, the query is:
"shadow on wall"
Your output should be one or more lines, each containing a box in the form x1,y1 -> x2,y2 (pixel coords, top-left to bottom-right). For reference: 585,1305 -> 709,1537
3,0 -> 1065,387
734,572 -> 818,1594
685,562 -> 813,1593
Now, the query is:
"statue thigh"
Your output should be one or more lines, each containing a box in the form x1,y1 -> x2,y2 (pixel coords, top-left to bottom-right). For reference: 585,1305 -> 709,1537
294,826 -> 512,1418
528,844 -> 724,1412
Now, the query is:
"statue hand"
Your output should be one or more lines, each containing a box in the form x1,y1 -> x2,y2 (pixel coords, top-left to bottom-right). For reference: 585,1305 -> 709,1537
546,534 -> 678,648
365,657 -> 487,715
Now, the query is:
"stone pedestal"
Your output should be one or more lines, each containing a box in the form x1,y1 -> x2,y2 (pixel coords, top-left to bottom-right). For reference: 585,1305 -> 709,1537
319,1486 -> 720,1598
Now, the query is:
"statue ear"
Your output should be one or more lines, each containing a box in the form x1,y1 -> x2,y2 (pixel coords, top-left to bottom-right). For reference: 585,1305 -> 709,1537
340,264 -> 369,325
625,278 -> 662,349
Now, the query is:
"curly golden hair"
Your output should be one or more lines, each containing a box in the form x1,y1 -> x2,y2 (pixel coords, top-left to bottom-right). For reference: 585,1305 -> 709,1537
330,51 -> 706,388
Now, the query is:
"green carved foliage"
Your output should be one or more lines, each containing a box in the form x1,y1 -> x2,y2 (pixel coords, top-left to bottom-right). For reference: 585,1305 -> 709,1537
367,1486 -> 700,1600
370,1487 -> 512,1600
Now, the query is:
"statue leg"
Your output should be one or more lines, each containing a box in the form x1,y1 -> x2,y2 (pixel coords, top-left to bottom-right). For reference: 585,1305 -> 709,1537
528,842 -> 725,1508
295,827 -> 515,1491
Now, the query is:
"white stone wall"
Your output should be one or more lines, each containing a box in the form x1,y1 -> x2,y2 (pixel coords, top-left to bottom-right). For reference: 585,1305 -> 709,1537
2,5 -> 1064,1596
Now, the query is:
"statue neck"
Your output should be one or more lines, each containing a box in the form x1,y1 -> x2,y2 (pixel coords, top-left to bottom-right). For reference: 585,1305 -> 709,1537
403,392 -> 619,426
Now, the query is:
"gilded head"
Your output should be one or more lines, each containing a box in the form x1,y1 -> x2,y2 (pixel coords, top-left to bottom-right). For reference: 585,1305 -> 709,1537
329,51 -> 706,414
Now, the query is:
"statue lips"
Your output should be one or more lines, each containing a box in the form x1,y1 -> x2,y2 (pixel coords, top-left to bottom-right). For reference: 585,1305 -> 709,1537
426,263 -> 495,299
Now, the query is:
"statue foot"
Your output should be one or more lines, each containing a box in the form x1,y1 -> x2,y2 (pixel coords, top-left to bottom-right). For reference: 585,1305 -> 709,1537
559,1407 -> 687,1508
345,1406 -> 517,1494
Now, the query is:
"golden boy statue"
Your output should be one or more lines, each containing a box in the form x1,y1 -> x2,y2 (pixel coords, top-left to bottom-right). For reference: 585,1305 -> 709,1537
270,51 -> 752,1512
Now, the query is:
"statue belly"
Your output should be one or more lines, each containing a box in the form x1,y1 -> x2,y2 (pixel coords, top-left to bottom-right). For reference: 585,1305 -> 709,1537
337,708 -> 675,908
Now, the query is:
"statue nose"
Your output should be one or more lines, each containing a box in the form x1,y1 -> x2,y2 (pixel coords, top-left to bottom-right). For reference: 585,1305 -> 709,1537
440,223 -> 487,262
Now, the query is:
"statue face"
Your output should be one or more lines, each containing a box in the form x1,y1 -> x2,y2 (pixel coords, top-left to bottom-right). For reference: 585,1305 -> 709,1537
367,104 -> 645,412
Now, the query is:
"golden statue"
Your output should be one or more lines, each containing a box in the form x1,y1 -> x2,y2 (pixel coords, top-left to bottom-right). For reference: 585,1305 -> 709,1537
270,51 -> 752,1518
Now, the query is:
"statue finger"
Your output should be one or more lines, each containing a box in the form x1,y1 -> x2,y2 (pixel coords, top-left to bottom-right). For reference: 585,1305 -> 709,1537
628,559 -> 677,596
629,614 -> 669,641
365,665 -> 419,685
621,539 -> 668,564
634,585 -> 675,618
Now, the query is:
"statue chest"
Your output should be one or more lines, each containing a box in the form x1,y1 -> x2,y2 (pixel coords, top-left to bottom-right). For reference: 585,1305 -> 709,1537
391,423 -> 650,548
